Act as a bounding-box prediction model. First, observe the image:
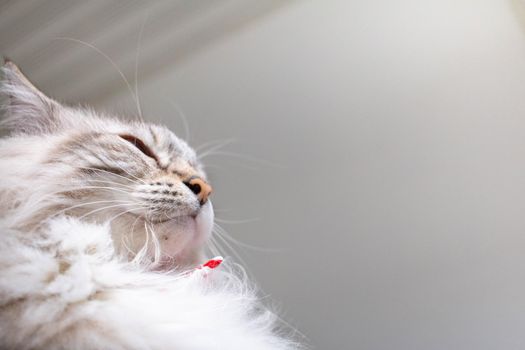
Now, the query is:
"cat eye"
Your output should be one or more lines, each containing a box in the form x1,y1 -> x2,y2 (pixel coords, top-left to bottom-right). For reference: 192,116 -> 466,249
119,134 -> 158,161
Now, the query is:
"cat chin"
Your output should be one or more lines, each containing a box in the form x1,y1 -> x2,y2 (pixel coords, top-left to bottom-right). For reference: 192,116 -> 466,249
193,200 -> 214,244
153,201 -> 214,266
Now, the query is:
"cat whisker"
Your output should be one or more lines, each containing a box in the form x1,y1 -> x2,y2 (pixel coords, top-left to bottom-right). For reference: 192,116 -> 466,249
199,150 -> 285,169
163,98 -> 191,143
24,200 -> 138,233
77,166 -> 145,186
210,227 -> 304,341
194,138 -> 236,152
107,206 -> 146,225
56,149 -> 147,187
10,197 -> 118,231
19,185 -> 132,207
147,222 -> 164,265
54,37 -> 143,121
215,217 -> 261,225
120,215 -> 143,260
205,236 -> 221,258
144,207 -> 187,223
196,138 -> 236,159
78,203 -> 140,220
134,14 -> 148,122
200,164 -> 221,171
212,227 -> 248,268
213,223 -> 282,253
60,185 -> 133,196
131,222 -> 151,266
85,179 -> 137,191
54,199 -> 137,216
112,164 -> 150,186
131,221 -> 162,268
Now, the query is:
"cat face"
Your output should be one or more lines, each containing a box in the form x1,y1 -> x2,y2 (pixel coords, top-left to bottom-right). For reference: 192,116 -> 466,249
0,61 -> 214,268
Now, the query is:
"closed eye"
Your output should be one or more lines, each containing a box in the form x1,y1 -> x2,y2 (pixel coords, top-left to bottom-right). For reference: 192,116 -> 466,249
119,134 -> 158,161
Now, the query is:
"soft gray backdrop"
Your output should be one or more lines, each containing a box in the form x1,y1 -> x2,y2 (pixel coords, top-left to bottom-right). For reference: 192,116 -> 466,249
2,0 -> 525,349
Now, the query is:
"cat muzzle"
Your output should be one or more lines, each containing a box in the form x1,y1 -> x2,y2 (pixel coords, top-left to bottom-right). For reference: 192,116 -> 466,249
183,176 -> 212,206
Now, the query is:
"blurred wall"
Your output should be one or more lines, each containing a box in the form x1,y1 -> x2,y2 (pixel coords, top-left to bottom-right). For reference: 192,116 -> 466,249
4,0 -> 525,349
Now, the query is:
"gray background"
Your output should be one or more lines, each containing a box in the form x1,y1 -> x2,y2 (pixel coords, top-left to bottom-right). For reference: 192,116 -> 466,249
2,0 -> 525,349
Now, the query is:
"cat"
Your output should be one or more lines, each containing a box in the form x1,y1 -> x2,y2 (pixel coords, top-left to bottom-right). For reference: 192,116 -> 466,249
0,60 -> 298,350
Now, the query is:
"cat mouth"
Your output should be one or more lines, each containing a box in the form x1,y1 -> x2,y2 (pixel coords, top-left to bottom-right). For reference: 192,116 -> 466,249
145,201 -> 214,238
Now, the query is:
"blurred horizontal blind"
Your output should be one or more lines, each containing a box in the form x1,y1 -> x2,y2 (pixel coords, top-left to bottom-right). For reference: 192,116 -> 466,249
0,0 -> 287,105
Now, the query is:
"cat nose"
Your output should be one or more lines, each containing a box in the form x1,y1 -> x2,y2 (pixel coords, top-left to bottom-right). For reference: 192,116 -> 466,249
183,176 -> 212,205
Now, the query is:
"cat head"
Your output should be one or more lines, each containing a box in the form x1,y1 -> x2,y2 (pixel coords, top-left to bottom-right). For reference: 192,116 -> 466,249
0,60 -> 214,268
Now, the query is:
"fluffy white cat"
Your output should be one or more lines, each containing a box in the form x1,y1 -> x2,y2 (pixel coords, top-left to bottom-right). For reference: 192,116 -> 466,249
0,60 -> 299,350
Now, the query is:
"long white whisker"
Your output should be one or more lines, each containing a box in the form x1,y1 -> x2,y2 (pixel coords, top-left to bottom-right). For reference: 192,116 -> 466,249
214,223 -> 282,253
53,199 -> 135,216
59,185 -> 132,196
109,164 -> 149,185
214,217 -> 260,225
121,215 -> 143,258
208,236 -> 223,257
199,150 -> 285,169
208,235 -> 226,260
147,222 -> 162,266
16,198 -> 133,235
78,203 -> 137,220
194,138 -> 236,153
164,98 -> 191,142
77,166 -> 143,185
134,14 -> 149,121
86,179 -> 137,190
196,139 -> 236,159
131,221 -> 150,266
213,228 -> 248,267
20,185 -> 132,207
107,206 -> 145,224
53,37 -> 141,119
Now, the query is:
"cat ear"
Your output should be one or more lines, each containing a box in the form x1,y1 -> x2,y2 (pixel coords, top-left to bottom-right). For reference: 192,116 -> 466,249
1,59 -> 63,134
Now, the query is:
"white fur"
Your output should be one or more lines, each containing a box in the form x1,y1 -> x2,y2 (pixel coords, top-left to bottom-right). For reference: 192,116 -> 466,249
0,218 -> 297,349
0,62 -> 300,349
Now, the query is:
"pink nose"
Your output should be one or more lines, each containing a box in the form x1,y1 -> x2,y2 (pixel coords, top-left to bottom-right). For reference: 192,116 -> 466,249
183,176 -> 212,205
